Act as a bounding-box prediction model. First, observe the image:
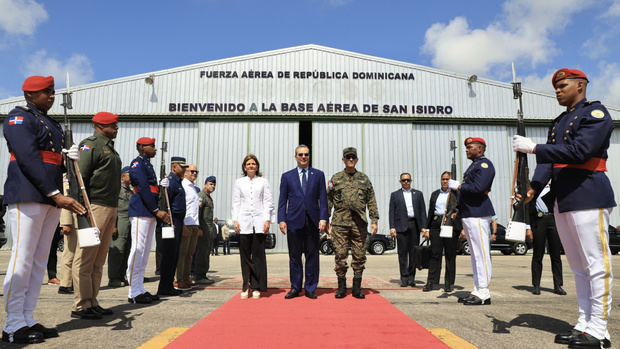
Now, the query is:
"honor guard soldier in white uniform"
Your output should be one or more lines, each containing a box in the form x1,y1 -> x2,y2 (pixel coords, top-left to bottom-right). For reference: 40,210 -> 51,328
2,76 -> 84,344
448,137 -> 495,306
513,69 -> 614,349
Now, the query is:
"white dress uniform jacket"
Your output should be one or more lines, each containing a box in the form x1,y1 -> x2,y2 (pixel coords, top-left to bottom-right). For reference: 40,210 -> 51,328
232,176 -> 274,234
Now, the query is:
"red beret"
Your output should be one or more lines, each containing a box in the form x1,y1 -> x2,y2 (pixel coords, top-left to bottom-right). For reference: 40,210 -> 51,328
22,76 -> 54,92
465,137 -> 486,146
136,137 -> 155,145
92,112 -> 118,124
552,68 -> 588,87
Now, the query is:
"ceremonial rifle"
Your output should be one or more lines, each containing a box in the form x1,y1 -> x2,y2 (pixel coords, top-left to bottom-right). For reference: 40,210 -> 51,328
159,141 -> 174,238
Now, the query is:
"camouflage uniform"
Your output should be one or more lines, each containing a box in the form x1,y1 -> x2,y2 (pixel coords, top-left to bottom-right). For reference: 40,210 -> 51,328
108,180 -> 132,284
327,170 -> 379,277
195,190 -> 214,278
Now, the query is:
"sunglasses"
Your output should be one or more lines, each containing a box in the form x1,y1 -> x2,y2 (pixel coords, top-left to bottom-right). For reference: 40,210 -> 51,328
345,155 -> 357,160
400,179 -> 411,182
189,170 -> 199,174
297,153 -> 309,157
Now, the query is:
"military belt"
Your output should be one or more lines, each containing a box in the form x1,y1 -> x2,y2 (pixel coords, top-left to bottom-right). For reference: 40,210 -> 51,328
553,157 -> 607,171
10,150 -> 62,166
134,185 -> 160,194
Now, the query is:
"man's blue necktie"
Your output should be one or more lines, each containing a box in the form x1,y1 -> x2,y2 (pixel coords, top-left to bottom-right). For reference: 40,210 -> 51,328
301,168 -> 307,195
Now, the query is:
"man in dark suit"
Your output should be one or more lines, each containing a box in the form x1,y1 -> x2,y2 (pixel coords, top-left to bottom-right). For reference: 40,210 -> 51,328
423,171 -> 458,292
278,145 -> 328,299
389,173 -> 427,287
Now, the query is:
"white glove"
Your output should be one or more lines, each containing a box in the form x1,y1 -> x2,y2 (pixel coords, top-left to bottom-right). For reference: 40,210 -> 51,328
63,144 -> 80,160
160,177 -> 169,188
512,135 -> 536,154
448,179 -> 460,190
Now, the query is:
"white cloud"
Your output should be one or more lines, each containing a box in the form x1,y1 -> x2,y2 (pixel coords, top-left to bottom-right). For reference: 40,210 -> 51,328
522,71 -> 555,94
0,0 -> 48,35
604,0 -> 620,17
421,0 -> 595,77
23,50 -> 94,88
589,62 -> 620,107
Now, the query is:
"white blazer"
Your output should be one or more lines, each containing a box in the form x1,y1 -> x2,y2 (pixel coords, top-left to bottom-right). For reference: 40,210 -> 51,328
231,176 -> 275,234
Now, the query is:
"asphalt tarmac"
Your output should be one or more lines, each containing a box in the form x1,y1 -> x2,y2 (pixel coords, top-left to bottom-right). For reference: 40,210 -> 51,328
0,250 -> 618,348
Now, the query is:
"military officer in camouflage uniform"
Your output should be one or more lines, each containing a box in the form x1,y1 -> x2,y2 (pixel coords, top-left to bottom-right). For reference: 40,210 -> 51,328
108,166 -> 132,287
194,176 -> 216,284
71,112 -> 122,319
327,147 -> 379,299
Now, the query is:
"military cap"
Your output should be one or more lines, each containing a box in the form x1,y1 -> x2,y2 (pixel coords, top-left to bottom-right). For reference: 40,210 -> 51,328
205,176 -> 216,184
343,147 -> 357,157
22,76 -> 54,92
464,137 -> 486,146
92,112 -> 118,124
121,166 -> 131,174
171,156 -> 188,167
552,68 -> 588,87
136,137 -> 155,145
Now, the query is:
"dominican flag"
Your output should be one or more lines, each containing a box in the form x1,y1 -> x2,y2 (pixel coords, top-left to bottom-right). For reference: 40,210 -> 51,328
80,144 -> 91,151
131,161 -> 139,168
8,116 -> 23,125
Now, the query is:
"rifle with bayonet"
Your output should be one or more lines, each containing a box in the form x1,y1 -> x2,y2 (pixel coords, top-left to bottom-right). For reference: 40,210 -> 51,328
159,141 -> 174,239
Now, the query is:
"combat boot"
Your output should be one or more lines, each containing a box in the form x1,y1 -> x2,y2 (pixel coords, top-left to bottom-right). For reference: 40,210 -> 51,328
352,277 -> 365,299
335,276 -> 347,298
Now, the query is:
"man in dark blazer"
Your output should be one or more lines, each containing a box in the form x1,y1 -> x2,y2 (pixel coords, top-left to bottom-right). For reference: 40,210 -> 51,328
278,145 -> 328,299
389,172 -> 427,287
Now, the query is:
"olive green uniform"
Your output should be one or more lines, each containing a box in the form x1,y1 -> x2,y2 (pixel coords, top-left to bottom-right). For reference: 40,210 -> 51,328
72,132 -> 122,311
194,190 -> 214,279
327,170 -> 379,277
108,183 -> 132,283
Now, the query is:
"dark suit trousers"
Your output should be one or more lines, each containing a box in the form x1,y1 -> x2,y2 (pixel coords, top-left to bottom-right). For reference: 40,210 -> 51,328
427,215 -> 457,286
239,230 -> 267,292
396,218 -> 419,283
157,215 -> 183,293
531,214 -> 563,287
47,226 -> 62,279
287,216 -> 320,292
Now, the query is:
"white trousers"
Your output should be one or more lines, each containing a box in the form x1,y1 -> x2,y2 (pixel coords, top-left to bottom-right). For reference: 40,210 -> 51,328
554,205 -> 613,340
462,216 -> 492,299
126,216 -> 156,298
3,202 -> 61,333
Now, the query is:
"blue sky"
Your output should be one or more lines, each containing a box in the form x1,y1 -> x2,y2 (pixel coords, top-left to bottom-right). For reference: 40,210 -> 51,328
1,0 -> 619,106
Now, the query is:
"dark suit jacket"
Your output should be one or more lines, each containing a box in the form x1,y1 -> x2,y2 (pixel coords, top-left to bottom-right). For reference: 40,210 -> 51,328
277,167 -> 328,231
389,188 -> 427,233
425,189 -> 458,230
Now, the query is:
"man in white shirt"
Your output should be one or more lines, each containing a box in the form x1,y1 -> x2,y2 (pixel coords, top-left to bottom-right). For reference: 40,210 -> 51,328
175,164 -> 202,291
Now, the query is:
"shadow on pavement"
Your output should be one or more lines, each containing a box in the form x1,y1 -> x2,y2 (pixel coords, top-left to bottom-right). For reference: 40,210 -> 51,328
486,314 -> 572,334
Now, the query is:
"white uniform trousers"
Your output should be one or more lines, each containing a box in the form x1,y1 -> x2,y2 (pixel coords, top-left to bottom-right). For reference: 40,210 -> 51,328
554,204 -> 613,340
462,216 -> 492,299
3,202 -> 61,333
126,216 -> 156,298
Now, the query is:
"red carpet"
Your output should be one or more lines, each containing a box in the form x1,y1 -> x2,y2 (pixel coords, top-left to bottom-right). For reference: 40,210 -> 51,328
167,288 -> 449,349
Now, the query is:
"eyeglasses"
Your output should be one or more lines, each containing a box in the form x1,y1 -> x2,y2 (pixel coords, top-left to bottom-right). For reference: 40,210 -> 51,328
297,153 -> 309,157
345,155 -> 357,160
189,170 -> 199,174
400,179 -> 411,182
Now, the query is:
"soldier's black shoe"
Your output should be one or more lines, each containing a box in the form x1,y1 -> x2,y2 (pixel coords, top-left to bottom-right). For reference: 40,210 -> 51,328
90,305 -> 113,316
463,295 -> 491,305
71,308 -> 103,319
423,283 -> 439,292
532,285 -> 541,295
58,286 -> 74,294
458,294 -> 474,303
554,286 -> 567,295
352,277 -> 365,299
156,289 -> 181,297
145,292 -> 161,300
568,332 -> 611,348
128,293 -> 152,304
335,277 -> 347,298
555,329 -> 582,345
285,289 -> 300,299
30,323 -> 59,338
2,327 -> 44,344
305,290 -> 317,299
399,281 -> 408,287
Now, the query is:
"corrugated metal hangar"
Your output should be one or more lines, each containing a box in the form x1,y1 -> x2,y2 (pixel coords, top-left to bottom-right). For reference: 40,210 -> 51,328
1,44 -> 620,252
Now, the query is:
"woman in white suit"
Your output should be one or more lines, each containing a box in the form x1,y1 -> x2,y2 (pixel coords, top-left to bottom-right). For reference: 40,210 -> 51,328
232,154 -> 274,299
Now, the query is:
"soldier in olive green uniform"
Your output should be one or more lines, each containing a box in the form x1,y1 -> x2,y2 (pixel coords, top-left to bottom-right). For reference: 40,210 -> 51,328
108,166 -> 132,287
327,147 -> 379,299
71,112 -> 122,320
194,176 -> 216,284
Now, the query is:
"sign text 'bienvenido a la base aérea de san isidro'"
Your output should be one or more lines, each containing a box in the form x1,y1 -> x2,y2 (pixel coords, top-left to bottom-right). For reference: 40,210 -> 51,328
167,70 -> 454,115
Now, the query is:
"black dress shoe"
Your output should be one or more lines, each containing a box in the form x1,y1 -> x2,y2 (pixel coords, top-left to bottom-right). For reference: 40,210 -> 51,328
156,289 -> 181,297
71,308 -> 103,319
444,285 -> 453,292
400,281 -> 408,287
128,293 -> 152,304
555,329 -> 583,344
305,290 -> 317,299
463,295 -> 491,305
2,327 -> 44,344
145,291 -> 161,300
285,289 -> 300,299
91,305 -> 113,316
458,294 -> 474,303
30,323 -> 59,338
408,280 -> 416,287
568,332 -> 611,348
554,286 -> 567,295
422,284 -> 435,292
532,286 -> 541,295
58,286 -> 73,294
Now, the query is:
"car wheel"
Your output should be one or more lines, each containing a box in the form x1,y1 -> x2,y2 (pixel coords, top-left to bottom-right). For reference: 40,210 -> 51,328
462,241 -> 471,255
501,250 -> 512,255
513,242 -> 528,255
370,241 -> 385,255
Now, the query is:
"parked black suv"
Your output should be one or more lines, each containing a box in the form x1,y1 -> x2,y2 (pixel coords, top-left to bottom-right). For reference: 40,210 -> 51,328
217,222 -> 276,250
